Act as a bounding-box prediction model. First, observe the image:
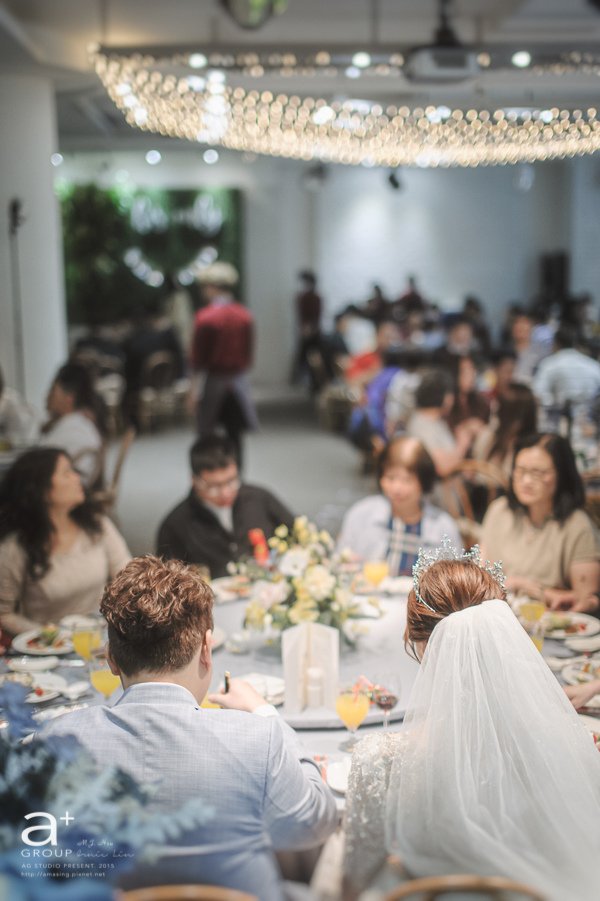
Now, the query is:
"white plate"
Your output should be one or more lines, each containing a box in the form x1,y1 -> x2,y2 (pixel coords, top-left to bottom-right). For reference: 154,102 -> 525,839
543,613 -> 600,640
211,626 -> 226,650
7,656 -> 60,672
561,660 -> 600,686
60,614 -> 101,632
32,673 -> 68,692
565,634 -> 600,653
327,758 -> 351,794
211,576 -> 252,603
12,629 -> 73,656
240,672 -> 285,706
25,688 -> 60,704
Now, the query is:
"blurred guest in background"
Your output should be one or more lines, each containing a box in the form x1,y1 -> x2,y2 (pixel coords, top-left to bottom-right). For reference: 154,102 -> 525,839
533,324 -> 600,418
447,355 -> 490,433
481,433 -> 599,611
337,437 -> 460,575
39,362 -> 106,487
509,309 -> 548,386
0,448 -> 130,635
292,269 -> 323,393
406,371 -> 473,478
157,435 -> 293,579
472,382 -> 538,479
191,263 -> 258,466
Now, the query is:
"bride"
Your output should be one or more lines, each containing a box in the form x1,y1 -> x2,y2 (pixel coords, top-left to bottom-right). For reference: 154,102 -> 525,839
343,542 -> 600,900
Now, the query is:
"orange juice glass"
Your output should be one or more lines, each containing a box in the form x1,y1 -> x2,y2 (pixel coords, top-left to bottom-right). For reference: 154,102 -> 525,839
336,687 -> 370,751
363,560 -> 389,588
72,629 -> 102,661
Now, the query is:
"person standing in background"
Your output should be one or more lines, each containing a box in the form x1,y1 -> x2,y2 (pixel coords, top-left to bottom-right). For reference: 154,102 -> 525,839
292,270 -> 324,393
191,262 -> 258,467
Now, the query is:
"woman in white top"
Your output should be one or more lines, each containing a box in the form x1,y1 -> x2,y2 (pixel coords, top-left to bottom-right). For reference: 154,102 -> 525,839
39,362 -> 106,487
343,549 -> 600,900
0,447 -> 130,636
337,436 -> 460,575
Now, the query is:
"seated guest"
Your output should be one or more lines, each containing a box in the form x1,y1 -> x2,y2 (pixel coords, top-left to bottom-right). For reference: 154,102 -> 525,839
565,677 -> 600,710
472,382 -> 537,479
406,371 -> 473,477
483,347 -> 517,409
43,556 -> 337,900
481,433 -> 600,612
337,437 -> 460,574
344,320 -> 402,388
533,324 -> 600,418
446,354 -> 490,433
39,362 -> 106,487
509,309 -> 548,386
343,552 -> 599,899
157,435 -> 294,578
0,448 -> 130,635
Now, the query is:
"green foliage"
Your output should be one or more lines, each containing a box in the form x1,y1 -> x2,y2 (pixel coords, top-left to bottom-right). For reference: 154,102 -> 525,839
58,182 -> 242,326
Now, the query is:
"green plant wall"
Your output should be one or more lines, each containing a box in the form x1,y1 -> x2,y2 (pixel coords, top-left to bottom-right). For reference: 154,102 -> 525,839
58,182 -> 243,325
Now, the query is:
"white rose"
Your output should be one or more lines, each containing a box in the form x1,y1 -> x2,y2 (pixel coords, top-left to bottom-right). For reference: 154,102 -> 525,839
251,579 -> 289,608
279,548 -> 310,578
303,565 -> 336,602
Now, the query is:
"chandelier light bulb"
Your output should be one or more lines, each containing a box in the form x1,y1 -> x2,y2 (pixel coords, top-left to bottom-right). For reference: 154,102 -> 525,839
145,149 -> 162,165
189,53 -> 208,69
351,51 -> 371,69
511,50 -> 532,68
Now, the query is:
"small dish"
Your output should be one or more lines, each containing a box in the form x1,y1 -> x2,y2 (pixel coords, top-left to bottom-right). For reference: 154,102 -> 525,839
327,758 -> 352,794
7,656 -> 60,672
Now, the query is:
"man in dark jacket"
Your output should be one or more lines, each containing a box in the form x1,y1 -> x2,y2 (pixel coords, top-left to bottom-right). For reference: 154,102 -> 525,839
156,435 -> 294,578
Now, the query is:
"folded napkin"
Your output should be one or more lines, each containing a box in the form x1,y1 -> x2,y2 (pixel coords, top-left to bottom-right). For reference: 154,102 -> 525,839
282,622 -> 339,714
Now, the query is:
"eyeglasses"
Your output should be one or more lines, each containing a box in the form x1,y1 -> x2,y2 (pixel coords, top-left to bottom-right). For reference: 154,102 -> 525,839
197,475 -> 240,497
512,466 -> 555,483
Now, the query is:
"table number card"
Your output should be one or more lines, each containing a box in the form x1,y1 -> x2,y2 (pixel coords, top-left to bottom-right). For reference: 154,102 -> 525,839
282,622 -> 339,714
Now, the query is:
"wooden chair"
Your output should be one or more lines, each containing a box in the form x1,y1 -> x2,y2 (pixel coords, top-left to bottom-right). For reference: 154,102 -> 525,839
582,468 -> 600,529
441,460 -> 508,548
384,873 -> 546,901
91,426 -> 135,516
114,885 -> 257,901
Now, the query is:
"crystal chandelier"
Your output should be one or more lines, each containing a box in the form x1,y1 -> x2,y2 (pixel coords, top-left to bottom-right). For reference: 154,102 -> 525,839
91,44 -> 600,168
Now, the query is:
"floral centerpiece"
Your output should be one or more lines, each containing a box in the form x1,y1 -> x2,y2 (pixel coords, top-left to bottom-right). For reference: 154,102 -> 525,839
235,516 -> 382,646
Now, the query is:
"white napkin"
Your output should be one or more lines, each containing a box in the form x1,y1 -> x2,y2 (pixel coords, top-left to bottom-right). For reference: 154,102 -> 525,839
282,622 -> 339,714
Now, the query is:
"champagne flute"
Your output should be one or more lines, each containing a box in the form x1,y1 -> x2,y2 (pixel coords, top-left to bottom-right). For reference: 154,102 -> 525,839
363,560 -> 389,589
89,656 -> 121,701
371,672 -> 401,731
335,684 -> 370,752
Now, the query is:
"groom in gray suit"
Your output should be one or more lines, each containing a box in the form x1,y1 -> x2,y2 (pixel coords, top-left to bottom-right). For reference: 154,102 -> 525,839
44,556 -> 337,901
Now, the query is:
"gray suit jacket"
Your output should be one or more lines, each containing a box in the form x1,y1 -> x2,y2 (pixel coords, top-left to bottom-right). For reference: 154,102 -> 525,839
43,683 -> 337,901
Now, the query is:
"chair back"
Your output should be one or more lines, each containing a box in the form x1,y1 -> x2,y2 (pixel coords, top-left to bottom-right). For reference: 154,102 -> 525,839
71,444 -> 105,490
441,460 -> 508,547
114,885 -> 258,901
141,352 -> 177,390
91,427 -> 135,515
384,873 -> 546,901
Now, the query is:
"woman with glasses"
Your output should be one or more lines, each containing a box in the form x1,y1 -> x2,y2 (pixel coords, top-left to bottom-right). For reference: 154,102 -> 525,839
481,433 -> 600,613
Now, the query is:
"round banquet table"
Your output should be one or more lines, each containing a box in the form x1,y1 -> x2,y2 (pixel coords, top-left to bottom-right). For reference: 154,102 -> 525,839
210,593 -> 421,757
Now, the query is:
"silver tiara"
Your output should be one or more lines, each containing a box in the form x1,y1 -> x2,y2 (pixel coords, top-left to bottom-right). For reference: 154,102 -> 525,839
412,535 -> 506,614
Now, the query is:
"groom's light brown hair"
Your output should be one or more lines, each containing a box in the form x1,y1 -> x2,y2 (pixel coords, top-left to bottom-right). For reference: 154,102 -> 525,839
101,555 -> 214,676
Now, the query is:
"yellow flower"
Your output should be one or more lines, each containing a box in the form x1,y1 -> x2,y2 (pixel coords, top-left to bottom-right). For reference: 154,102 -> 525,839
268,536 -> 279,548
244,601 -> 266,629
274,524 -> 289,538
288,599 -> 319,624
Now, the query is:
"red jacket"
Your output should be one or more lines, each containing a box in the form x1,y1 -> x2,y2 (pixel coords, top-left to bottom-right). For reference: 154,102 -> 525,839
191,301 -> 254,375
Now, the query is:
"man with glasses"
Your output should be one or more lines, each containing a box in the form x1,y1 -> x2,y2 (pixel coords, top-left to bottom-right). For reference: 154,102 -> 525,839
157,435 -> 294,577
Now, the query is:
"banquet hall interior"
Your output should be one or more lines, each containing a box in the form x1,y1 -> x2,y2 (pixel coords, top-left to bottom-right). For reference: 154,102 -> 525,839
1,1 -> 600,900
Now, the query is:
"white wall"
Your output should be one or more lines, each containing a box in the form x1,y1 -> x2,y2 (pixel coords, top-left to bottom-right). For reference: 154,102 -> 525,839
0,76 -> 67,407
314,161 -> 569,332
569,156 -> 600,299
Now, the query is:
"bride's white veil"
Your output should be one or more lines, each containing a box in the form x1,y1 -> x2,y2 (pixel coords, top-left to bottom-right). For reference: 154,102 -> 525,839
385,600 -> 600,900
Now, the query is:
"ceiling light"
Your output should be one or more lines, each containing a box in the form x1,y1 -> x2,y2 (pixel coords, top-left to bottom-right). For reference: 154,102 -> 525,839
352,51 -> 371,69
203,148 -> 219,164
511,50 -> 531,68
145,149 -> 162,165
189,53 -> 208,69
312,106 -> 335,125
50,153 -> 64,167
345,66 -> 361,79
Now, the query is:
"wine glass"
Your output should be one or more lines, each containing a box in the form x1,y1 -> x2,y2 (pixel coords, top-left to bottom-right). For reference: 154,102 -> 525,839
363,560 -> 389,589
371,672 -> 401,731
89,656 -> 121,701
335,684 -> 370,751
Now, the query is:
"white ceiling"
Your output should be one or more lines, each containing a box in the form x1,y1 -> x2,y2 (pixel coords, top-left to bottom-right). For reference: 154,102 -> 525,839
2,0 -> 600,148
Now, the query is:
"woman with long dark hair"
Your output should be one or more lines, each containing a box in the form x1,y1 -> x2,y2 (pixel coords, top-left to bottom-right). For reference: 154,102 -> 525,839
481,432 -> 599,611
472,381 -> 538,478
0,447 -> 130,636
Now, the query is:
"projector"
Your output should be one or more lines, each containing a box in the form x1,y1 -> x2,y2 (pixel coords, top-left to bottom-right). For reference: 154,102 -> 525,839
404,46 -> 481,82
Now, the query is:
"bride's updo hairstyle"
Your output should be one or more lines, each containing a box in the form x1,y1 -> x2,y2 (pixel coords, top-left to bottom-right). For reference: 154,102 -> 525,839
405,559 -> 506,660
